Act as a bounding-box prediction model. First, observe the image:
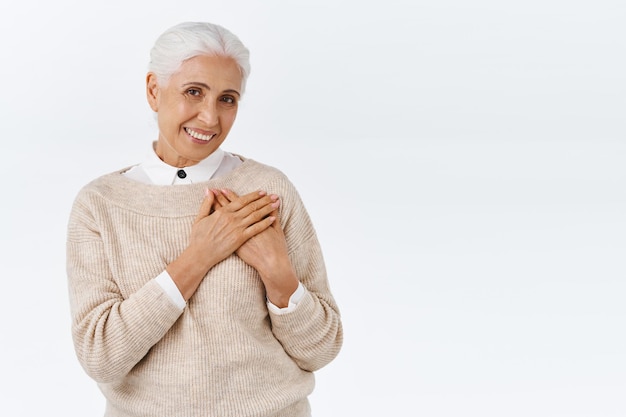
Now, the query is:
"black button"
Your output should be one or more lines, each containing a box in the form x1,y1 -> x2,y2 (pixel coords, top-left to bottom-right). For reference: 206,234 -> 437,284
177,169 -> 187,179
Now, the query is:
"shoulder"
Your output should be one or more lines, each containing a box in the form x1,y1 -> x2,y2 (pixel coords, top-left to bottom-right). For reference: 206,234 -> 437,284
67,169 -> 130,236
72,167 -> 136,204
234,156 -> 290,181
236,157 -> 317,239
228,156 -> 299,196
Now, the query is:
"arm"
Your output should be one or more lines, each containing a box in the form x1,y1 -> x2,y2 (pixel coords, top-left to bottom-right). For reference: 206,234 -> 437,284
214,187 -> 343,372
213,189 -> 298,307
269,237 -> 343,372
67,201 -> 183,383
67,190 -> 279,382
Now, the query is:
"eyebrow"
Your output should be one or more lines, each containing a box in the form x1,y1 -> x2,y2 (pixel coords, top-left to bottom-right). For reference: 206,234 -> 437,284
182,82 -> 241,97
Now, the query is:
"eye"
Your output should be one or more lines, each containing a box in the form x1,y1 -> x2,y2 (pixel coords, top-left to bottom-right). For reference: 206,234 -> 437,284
185,88 -> 204,98
220,95 -> 237,106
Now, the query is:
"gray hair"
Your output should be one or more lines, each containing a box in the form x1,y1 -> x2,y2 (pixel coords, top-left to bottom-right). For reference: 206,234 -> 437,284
148,21 -> 251,94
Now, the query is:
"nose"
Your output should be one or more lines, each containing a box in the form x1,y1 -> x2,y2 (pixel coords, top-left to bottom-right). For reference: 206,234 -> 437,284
197,100 -> 219,126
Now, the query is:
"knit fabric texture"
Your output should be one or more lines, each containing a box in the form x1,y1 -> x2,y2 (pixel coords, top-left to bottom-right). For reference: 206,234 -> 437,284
66,157 -> 342,417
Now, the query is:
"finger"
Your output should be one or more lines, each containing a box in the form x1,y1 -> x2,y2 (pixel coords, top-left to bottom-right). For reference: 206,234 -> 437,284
237,192 -> 279,219
243,215 -> 276,239
195,188 -> 214,222
266,208 -> 285,237
219,188 -> 238,203
221,189 -> 268,212
244,197 -> 280,224
268,208 -> 281,228
213,189 -> 231,208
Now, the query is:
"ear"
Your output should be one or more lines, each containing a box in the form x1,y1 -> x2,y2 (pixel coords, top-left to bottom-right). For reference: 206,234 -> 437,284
146,73 -> 160,112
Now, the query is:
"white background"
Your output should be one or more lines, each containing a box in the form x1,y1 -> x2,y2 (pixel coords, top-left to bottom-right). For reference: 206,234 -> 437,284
1,1 -> 625,416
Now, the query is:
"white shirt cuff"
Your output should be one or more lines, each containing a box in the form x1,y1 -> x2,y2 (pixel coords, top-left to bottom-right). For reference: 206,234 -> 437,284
267,282 -> 306,315
154,270 -> 186,310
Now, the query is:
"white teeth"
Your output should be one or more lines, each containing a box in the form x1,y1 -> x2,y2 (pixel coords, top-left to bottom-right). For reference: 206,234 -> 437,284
185,128 -> 215,141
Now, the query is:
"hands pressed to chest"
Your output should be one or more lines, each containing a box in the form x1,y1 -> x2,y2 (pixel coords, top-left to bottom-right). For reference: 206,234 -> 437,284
166,188 -> 299,306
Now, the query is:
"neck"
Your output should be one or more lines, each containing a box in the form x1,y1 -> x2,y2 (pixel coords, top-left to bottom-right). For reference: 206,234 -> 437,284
154,136 -> 198,168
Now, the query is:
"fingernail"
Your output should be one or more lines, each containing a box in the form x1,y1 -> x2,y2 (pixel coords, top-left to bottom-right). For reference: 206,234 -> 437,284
259,190 -> 267,196
272,200 -> 281,208
204,188 -> 210,197
270,194 -> 279,201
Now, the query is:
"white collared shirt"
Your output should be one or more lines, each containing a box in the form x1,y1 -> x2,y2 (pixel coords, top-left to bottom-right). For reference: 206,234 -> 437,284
124,146 -> 227,185
123,145 -> 304,313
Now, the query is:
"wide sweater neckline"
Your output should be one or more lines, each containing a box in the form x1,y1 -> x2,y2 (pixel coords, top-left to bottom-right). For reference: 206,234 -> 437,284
84,157 -> 276,218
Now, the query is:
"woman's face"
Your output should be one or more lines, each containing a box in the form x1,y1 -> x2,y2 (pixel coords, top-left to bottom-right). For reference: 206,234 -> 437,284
147,55 -> 243,167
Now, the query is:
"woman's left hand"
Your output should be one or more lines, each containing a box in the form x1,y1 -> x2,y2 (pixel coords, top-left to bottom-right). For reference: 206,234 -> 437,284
211,189 -> 299,307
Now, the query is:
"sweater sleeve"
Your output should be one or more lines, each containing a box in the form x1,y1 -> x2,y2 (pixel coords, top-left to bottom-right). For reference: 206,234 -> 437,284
267,182 -> 343,372
66,198 -> 184,383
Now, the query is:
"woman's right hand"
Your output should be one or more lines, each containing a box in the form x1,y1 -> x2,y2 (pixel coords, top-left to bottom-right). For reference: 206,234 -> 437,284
167,189 -> 279,300
192,188 -> 279,260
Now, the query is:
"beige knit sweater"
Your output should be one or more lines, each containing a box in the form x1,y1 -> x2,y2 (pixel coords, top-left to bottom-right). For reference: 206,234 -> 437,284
66,157 -> 342,417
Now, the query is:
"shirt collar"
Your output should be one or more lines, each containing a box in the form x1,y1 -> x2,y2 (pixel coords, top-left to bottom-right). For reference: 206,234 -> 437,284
142,144 -> 225,185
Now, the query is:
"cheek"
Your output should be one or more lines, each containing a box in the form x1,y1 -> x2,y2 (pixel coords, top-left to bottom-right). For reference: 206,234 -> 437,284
159,102 -> 193,129
221,110 -> 238,129
157,112 -> 176,133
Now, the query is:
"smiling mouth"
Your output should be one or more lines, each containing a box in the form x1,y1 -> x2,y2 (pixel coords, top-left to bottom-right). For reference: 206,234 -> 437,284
185,127 -> 216,141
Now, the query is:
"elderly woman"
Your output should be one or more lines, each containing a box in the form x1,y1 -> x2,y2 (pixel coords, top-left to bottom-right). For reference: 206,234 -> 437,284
66,21 -> 342,417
